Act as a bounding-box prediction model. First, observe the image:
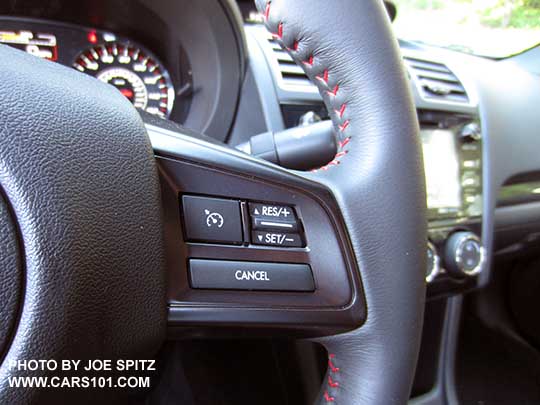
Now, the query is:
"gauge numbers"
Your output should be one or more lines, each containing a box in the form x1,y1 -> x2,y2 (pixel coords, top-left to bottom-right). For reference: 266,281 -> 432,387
73,42 -> 174,118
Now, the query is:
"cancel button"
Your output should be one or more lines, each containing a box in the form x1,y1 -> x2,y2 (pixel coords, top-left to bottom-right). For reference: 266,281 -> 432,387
189,259 -> 315,292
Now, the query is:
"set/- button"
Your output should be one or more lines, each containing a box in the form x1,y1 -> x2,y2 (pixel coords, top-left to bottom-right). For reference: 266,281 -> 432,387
252,231 -> 303,248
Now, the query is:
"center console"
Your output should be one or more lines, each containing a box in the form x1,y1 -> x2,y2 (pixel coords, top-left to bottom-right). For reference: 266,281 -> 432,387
418,110 -> 485,297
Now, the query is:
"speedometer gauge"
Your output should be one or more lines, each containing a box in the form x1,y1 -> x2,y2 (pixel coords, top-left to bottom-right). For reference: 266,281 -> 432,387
73,42 -> 174,118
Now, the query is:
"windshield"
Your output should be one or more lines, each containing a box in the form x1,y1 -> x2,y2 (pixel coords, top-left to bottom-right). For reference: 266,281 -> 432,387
392,0 -> 540,58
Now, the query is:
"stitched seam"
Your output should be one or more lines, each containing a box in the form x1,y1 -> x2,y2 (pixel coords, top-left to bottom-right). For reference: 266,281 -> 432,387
265,0 -> 351,172
324,353 -> 340,402
264,5 -> 348,398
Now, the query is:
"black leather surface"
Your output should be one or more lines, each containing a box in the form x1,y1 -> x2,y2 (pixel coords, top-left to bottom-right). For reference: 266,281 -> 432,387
0,193 -> 22,364
256,1 -> 427,404
0,45 -> 166,404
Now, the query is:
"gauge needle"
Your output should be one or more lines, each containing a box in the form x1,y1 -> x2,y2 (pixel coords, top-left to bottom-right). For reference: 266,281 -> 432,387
120,89 -> 134,98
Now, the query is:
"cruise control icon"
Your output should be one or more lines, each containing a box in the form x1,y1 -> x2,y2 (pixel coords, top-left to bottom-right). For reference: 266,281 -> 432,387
205,209 -> 224,228
182,195 -> 243,244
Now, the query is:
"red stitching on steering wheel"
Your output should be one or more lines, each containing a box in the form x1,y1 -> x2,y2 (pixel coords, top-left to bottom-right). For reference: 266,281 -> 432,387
323,353 -> 340,402
324,391 -> 335,402
264,0 -> 351,172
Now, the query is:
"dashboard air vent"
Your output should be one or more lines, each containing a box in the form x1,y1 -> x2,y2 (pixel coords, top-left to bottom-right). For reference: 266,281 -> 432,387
404,57 -> 469,104
267,33 -> 313,87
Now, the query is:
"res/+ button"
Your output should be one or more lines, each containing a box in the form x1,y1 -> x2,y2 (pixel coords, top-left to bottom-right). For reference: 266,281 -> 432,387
249,202 -> 298,232
249,203 -> 296,220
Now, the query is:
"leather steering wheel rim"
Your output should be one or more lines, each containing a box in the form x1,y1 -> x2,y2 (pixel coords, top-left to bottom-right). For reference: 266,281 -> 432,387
255,1 -> 427,403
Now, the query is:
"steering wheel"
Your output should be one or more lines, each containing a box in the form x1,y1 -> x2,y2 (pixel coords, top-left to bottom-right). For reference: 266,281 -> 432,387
0,0 -> 426,404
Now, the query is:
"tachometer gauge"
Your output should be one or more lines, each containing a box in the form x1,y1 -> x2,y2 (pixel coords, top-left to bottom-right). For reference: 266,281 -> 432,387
73,42 -> 174,118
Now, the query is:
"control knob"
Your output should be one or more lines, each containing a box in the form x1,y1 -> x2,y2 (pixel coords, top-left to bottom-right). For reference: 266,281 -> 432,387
444,232 -> 484,277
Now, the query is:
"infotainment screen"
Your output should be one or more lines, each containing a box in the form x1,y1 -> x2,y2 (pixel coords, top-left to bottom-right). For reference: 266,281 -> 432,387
420,129 -> 462,211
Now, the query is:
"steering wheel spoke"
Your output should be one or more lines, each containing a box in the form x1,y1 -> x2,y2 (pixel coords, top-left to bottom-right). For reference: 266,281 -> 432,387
148,119 -> 365,337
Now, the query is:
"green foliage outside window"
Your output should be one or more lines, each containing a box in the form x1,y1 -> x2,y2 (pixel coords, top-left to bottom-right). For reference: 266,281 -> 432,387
392,0 -> 540,57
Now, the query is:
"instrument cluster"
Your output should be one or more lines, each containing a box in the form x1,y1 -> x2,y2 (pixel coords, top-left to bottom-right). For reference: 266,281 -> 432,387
0,17 -> 188,120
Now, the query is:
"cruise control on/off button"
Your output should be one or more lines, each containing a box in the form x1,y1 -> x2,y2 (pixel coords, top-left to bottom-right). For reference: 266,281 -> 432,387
182,195 -> 243,244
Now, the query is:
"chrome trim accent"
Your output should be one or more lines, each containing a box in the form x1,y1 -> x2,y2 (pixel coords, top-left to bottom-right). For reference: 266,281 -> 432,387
426,240 -> 441,283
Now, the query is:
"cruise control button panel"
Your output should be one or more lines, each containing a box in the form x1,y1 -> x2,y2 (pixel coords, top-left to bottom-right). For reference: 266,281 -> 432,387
182,195 -> 243,244
181,195 -> 305,248
189,259 -> 315,291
